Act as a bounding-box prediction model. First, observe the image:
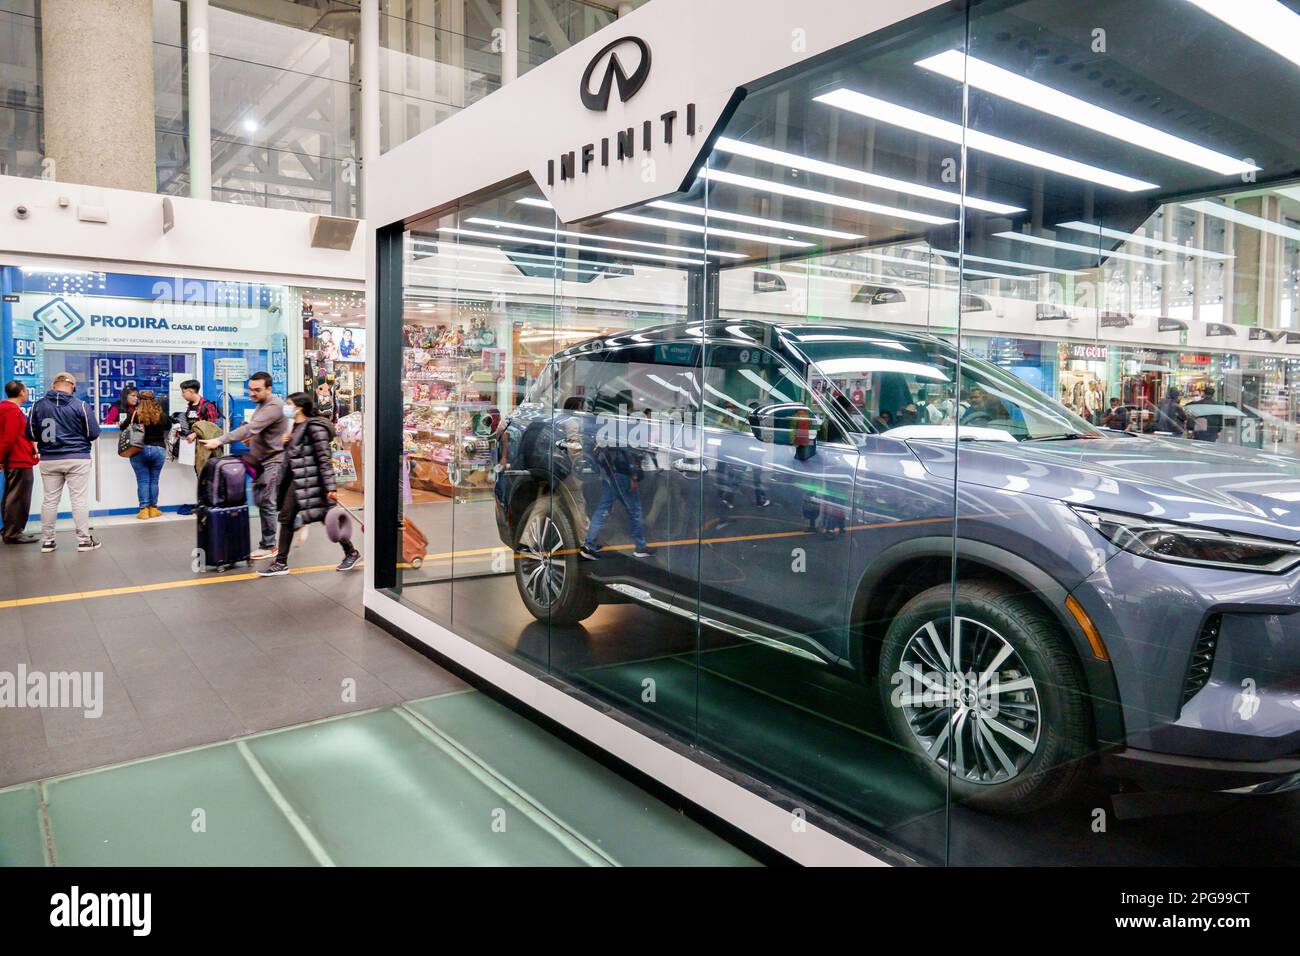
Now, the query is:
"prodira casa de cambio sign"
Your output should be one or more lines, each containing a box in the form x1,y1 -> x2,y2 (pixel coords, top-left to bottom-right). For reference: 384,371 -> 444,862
25,294 -> 272,351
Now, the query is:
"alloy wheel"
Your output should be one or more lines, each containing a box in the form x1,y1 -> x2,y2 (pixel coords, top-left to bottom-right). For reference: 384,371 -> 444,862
896,616 -> 1041,785
518,513 -> 567,609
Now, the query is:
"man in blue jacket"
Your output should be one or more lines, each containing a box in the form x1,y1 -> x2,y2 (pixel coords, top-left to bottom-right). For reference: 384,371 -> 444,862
26,372 -> 101,552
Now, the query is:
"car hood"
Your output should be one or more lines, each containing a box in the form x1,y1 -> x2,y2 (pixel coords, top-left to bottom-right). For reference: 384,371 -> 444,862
907,435 -> 1300,540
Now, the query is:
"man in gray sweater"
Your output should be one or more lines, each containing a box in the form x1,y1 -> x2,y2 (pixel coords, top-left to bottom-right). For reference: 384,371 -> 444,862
202,371 -> 290,559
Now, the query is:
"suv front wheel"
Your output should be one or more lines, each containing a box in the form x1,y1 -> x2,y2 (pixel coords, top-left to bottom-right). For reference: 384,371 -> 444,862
878,581 -> 1091,813
513,495 -> 599,625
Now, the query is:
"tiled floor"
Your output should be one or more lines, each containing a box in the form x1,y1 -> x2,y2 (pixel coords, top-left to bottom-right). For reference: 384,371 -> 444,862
0,690 -> 759,866
0,512 -> 465,788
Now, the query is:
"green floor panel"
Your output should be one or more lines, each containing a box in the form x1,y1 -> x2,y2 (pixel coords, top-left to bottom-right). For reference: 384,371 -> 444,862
242,708 -> 591,866
405,692 -> 761,867
579,647 -> 945,834
0,785 -> 47,866
43,745 -> 322,866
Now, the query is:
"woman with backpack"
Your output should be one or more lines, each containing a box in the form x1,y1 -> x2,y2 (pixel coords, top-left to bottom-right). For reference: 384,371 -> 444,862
258,390 -> 360,576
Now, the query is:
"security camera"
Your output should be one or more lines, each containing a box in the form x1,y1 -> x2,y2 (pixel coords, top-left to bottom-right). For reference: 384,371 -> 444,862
14,204 -> 29,220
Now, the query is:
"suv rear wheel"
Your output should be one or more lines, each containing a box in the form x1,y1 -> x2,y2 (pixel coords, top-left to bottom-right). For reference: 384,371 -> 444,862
513,495 -> 599,625
878,581 -> 1090,812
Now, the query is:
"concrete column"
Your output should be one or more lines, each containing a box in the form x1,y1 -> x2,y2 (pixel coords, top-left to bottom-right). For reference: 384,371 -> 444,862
186,0 -> 212,201
502,0 -> 519,86
41,0 -> 156,193
360,0 -> 381,205
1232,196 -> 1265,326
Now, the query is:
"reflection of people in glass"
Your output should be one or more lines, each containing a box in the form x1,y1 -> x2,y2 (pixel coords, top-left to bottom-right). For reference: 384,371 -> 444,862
580,444 -> 650,559
961,384 -> 1013,427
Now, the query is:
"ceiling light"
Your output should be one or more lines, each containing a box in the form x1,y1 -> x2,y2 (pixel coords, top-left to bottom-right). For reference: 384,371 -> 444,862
242,118 -> 259,133
993,231 -> 1168,265
437,226 -> 707,265
648,199 -> 863,240
815,88 -> 1159,192
1182,0 -> 1300,70
701,167 -> 958,225
1056,221 -> 1232,259
463,216 -> 746,259
713,137 -> 1024,215
517,197 -> 553,208
909,245 -> 1087,276
916,50 -> 1259,176
1184,200 -> 1300,242
604,211 -> 814,248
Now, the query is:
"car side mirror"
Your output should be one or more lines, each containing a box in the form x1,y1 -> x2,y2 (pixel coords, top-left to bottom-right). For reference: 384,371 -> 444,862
749,402 -> 821,460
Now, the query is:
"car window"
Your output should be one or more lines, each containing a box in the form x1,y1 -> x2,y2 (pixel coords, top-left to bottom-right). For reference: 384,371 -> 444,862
595,343 -> 701,418
794,332 -> 1097,441
703,343 -> 846,442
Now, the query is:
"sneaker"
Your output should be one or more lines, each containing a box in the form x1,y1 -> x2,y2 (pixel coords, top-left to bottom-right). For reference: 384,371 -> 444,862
258,561 -> 290,577
41,539 -> 56,554
4,533 -> 38,545
135,508 -> 150,520
250,548 -> 276,560
633,548 -> 653,558
177,504 -> 194,516
148,507 -> 163,518
77,537 -> 101,552
579,546 -> 600,561
336,551 -> 361,572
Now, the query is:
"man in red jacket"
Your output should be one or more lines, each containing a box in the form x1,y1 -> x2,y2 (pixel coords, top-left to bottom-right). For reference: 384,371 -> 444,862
0,380 -> 39,544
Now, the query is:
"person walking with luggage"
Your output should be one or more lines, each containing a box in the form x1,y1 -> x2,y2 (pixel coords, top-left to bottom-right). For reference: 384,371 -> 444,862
201,372 -> 289,560
27,372 -> 100,553
128,391 -> 169,519
258,391 -> 360,577
0,381 -> 39,544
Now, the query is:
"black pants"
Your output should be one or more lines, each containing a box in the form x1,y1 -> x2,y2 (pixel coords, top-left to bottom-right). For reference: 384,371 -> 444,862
1,467 -> 33,542
276,491 -> 355,565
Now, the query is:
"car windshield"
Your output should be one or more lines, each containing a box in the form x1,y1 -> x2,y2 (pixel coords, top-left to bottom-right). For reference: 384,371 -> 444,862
792,331 -> 1099,442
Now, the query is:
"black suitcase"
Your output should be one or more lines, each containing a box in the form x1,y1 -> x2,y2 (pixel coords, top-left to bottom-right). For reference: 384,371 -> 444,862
196,504 -> 252,572
198,455 -> 249,508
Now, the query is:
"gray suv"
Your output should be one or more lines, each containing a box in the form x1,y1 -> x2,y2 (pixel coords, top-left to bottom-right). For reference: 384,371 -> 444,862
494,320 -> 1300,811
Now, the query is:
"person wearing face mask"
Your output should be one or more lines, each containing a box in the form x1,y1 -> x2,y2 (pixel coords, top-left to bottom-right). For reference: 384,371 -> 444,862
201,372 -> 290,559
258,391 -> 360,576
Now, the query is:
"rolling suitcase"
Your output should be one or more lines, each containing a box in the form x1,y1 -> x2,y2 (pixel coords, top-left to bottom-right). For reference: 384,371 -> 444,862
196,504 -> 252,572
401,518 -> 428,569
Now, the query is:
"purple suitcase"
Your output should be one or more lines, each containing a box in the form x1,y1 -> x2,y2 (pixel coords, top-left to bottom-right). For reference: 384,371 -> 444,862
196,504 -> 252,571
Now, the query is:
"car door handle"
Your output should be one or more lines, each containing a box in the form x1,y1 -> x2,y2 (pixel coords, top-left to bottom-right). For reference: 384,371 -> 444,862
672,458 -> 707,474
555,439 -> 583,453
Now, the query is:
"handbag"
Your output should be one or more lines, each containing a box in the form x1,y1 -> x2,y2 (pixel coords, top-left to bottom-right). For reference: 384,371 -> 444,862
117,411 -> 145,458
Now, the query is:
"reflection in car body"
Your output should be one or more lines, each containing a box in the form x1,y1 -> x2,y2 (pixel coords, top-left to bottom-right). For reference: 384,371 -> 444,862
494,320 -> 1300,811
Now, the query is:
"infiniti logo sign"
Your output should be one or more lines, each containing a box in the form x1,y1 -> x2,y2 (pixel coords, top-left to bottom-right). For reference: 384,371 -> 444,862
580,36 -> 651,111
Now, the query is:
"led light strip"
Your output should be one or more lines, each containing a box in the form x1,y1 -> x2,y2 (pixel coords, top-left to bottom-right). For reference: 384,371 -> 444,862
701,167 -> 958,225
1182,0 -> 1300,70
1184,200 -> 1300,243
648,199 -> 863,240
714,136 -> 1024,215
815,88 -> 1159,192
409,238 -> 668,274
604,211 -> 814,248
993,231 -> 1168,265
911,245 -> 1088,276
1056,221 -> 1232,259
462,216 -> 747,259
916,50 -> 1258,177
437,226 -> 707,265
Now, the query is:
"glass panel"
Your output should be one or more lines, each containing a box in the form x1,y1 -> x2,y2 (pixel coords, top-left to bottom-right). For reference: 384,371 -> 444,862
0,0 -> 41,179
954,0 -> 1300,864
395,208 -> 463,623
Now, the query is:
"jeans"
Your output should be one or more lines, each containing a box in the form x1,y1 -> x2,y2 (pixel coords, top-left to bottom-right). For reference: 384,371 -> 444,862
129,445 -> 165,508
39,458 -> 92,541
583,472 -> 647,551
253,459 -> 282,550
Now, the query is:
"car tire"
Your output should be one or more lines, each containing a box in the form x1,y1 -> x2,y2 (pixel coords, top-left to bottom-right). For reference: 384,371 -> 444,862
513,495 -> 599,625
878,581 -> 1091,813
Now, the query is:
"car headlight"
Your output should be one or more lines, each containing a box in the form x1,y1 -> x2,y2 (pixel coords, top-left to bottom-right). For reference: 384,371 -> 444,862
1071,506 -> 1300,573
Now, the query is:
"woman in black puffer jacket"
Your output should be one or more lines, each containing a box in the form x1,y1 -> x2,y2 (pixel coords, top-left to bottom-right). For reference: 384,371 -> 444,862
258,391 -> 360,576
